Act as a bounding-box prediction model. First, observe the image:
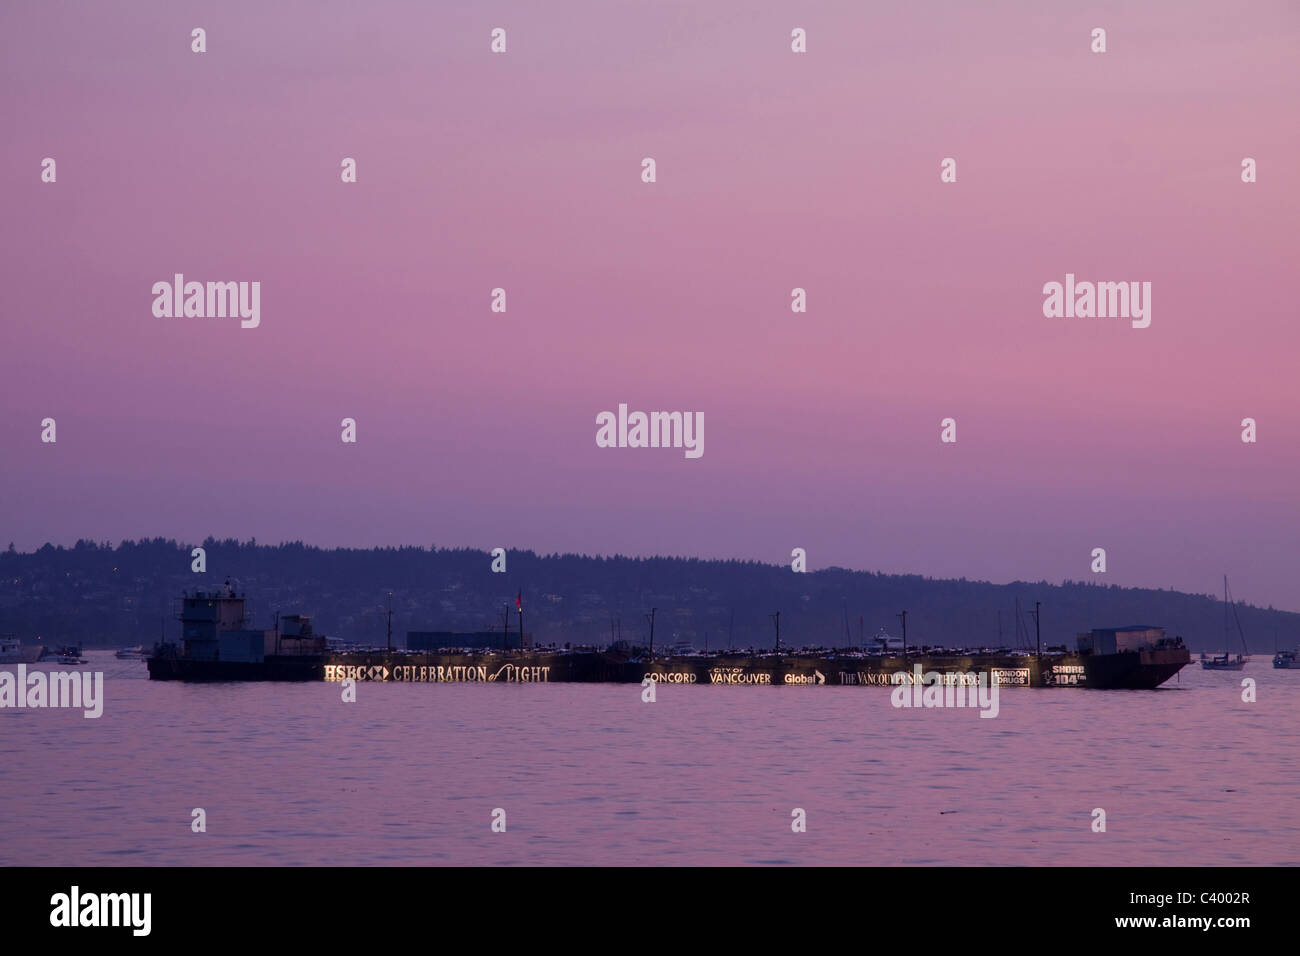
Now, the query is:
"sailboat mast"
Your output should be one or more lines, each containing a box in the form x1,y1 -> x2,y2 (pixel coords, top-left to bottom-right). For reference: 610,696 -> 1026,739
1228,578 -> 1248,656
1223,575 -> 1229,654
1035,601 -> 1041,659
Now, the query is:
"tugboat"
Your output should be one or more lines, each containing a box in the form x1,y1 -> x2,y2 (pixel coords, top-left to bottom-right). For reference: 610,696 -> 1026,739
1273,649 -> 1299,669
1201,576 -> 1250,670
148,581 -> 327,681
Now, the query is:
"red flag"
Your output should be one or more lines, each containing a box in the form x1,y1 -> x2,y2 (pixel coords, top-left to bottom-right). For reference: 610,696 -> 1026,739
516,591 -> 522,610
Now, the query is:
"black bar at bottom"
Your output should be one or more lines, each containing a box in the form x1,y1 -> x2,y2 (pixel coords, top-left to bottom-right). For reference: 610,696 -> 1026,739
0,866 -> 1274,943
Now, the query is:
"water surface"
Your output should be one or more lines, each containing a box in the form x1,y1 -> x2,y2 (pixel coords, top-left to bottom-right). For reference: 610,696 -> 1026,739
2,653 -> 1294,865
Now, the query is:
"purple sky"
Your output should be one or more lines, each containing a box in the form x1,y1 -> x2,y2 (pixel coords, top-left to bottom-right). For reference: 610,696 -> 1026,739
3,2 -> 1298,610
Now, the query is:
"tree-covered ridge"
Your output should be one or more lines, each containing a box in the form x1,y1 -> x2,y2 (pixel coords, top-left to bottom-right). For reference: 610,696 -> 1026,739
0,538 -> 1295,653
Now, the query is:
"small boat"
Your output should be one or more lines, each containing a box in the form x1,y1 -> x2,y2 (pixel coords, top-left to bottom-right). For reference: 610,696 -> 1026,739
0,636 -> 47,664
1273,650 -> 1299,669
1201,652 -> 1246,671
1201,576 -> 1250,670
53,644 -> 86,665
115,645 -> 147,660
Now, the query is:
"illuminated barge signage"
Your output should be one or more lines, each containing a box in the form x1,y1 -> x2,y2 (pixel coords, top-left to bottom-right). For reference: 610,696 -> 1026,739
890,670 -> 984,686
990,667 -> 1031,686
1051,664 -> 1085,685
647,669 -> 827,685
784,670 -> 826,685
707,668 -> 772,684
840,671 -> 895,686
323,663 -> 551,683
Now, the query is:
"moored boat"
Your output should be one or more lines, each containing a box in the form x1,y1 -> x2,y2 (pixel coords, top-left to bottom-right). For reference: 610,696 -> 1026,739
53,645 -> 87,665
1201,576 -> 1250,670
1200,652 -> 1246,671
0,636 -> 47,664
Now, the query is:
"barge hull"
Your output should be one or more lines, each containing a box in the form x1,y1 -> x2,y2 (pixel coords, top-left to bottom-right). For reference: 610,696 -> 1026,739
147,648 -> 1190,689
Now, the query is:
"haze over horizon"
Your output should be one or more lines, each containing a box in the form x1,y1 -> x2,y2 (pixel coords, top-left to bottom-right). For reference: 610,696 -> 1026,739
4,1 -> 1298,611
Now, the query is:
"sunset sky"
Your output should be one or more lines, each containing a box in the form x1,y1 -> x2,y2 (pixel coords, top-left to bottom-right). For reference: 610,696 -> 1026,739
3,1 -> 1298,609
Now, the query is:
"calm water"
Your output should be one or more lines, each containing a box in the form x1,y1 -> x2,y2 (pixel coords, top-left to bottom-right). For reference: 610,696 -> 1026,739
2,652 -> 1297,865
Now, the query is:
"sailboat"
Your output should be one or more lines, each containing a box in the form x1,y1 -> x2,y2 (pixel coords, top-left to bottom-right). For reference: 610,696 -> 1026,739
1200,576 -> 1249,670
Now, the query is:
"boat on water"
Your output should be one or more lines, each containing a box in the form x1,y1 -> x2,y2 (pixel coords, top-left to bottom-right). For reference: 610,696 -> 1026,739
1201,576 -> 1250,670
115,645 -> 147,660
53,645 -> 87,665
1273,650 -> 1299,669
1200,652 -> 1246,671
147,586 -> 1190,689
0,635 -> 48,664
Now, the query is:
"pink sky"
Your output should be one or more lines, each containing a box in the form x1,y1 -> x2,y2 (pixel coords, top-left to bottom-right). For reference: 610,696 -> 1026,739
3,2 -> 1298,609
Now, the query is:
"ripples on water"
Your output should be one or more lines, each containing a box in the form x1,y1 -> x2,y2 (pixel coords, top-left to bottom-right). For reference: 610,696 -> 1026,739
1,653 -> 1296,865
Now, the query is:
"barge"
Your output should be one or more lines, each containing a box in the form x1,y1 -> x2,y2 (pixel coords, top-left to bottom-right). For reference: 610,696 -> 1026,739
147,587 -> 1189,689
